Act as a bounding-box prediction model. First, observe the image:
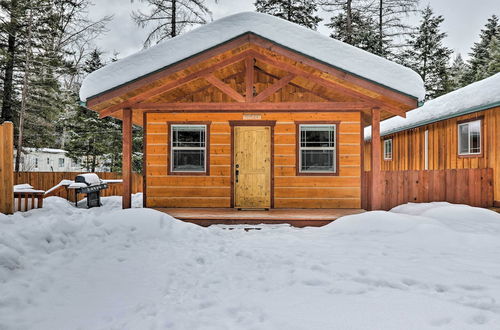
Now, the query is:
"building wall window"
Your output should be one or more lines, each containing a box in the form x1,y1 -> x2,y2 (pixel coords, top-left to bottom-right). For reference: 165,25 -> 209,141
34,158 -> 38,168
458,119 -> 481,156
170,124 -> 207,173
298,124 -> 336,174
47,157 -> 50,165
58,158 -> 65,167
384,139 -> 393,160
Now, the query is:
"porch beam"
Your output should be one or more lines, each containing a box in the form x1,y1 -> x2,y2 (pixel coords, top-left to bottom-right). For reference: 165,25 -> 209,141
122,108 -> 132,209
98,50 -> 251,118
253,73 -> 296,102
245,56 -> 255,102
370,107 -> 382,210
204,74 -> 245,102
131,102 -> 369,111
250,50 -> 406,118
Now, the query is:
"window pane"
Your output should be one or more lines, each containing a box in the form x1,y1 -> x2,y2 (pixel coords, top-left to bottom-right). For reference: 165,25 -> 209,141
300,125 -> 335,148
384,140 -> 392,159
172,150 -> 205,171
459,124 -> 469,154
172,125 -> 205,147
301,150 -> 335,172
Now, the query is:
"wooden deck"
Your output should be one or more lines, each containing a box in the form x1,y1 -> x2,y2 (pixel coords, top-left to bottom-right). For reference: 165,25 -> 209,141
155,208 -> 365,227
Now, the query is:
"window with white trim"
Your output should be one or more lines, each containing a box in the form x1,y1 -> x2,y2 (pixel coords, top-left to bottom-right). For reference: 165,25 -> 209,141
458,120 -> 481,155
58,158 -> 65,167
171,124 -> 207,172
384,139 -> 393,160
299,124 -> 336,173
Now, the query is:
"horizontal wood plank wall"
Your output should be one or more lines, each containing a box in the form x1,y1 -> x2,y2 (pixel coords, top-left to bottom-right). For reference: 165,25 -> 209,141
146,111 -> 362,209
13,172 -> 143,198
362,168 -> 494,210
364,107 -> 500,205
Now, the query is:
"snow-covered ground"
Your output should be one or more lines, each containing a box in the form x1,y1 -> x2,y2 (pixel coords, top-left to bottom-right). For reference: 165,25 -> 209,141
1,196 -> 499,330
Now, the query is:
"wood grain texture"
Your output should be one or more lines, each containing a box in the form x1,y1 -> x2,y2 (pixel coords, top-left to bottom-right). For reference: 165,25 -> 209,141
365,107 -> 500,205
0,122 -> 14,214
146,111 -> 362,209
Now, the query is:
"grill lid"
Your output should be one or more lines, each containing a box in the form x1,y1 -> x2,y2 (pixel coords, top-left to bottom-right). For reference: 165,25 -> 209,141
75,173 -> 102,186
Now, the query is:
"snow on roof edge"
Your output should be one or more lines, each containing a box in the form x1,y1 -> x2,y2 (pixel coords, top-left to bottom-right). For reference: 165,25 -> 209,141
364,73 -> 500,141
80,12 -> 425,102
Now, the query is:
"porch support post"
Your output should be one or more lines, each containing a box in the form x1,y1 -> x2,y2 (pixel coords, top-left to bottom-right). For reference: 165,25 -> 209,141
370,107 -> 382,210
122,108 -> 132,209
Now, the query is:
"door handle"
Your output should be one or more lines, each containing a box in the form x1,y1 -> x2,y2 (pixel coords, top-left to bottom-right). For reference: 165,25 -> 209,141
235,169 -> 239,183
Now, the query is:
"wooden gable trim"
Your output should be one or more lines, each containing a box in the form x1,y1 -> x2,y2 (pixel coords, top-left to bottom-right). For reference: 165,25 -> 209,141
247,33 -> 418,108
245,56 -> 255,102
134,102 -> 369,111
253,73 -> 296,103
87,34 -> 252,108
204,74 -> 245,102
98,50 -> 251,118
249,50 -> 406,118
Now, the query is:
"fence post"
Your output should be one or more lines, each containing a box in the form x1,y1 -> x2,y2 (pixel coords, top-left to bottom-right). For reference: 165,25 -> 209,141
0,122 -> 14,214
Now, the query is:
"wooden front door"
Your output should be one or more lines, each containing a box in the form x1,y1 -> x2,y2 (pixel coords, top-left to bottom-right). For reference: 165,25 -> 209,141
234,126 -> 271,209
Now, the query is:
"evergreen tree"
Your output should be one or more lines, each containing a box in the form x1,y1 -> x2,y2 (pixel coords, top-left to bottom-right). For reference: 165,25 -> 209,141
400,6 -> 452,100
465,15 -> 499,83
486,36 -> 500,76
255,0 -> 322,29
132,0 -> 217,47
65,49 -> 108,171
325,4 -> 379,53
447,53 -> 468,91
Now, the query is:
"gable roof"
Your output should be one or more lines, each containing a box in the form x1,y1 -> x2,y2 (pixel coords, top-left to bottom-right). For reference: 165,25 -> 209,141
364,72 -> 500,140
80,11 -> 425,102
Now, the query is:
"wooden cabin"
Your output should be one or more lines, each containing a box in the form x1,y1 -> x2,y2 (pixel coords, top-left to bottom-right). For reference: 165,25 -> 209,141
79,12 -> 425,224
364,73 -> 500,208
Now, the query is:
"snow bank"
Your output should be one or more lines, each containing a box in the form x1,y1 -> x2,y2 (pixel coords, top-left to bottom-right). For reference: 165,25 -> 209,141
1,198 -> 499,329
80,11 -> 424,102
365,72 -> 500,139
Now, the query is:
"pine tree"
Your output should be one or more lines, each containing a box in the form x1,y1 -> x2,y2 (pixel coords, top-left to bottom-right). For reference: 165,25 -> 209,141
255,0 -> 322,29
465,15 -> 499,83
401,6 -> 452,100
66,49 -> 111,172
132,0 -> 217,47
447,53 -> 468,91
486,35 -> 500,77
325,4 -> 379,53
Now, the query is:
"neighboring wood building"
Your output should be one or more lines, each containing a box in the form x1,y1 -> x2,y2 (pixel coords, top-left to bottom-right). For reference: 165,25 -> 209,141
79,12 -> 425,215
365,73 -> 500,207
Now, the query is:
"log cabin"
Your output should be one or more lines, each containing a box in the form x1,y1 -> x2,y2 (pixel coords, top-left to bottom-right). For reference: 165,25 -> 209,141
364,73 -> 500,208
79,12 -> 426,225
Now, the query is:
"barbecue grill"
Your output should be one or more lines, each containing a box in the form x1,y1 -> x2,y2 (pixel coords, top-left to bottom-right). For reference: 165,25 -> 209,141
70,174 -> 108,208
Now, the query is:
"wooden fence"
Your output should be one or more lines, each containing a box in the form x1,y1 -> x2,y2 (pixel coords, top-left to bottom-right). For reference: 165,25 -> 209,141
362,168 -> 494,210
14,172 -> 143,199
0,122 -> 14,214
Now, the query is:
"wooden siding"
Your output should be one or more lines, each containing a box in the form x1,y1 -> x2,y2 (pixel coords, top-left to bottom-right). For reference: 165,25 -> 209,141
362,169 -> 494,210
364,107 -> 500,204
145,111 -> 362,209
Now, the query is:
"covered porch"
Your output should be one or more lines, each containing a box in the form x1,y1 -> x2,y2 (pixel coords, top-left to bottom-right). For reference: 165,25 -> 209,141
155,207 -> 365,227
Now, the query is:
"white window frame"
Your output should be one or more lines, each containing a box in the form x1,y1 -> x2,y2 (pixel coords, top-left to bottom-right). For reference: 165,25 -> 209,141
58,158 -> 65,167
170,124 -> 207,173
458,119 -> 481,156
383,139 -> 393,160
298,124 -> 336,174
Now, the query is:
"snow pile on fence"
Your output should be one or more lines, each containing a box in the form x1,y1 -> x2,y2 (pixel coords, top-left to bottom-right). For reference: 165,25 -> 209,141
1,197 -> 499,329
365,72 -> 500,139
80,11 -> 425,102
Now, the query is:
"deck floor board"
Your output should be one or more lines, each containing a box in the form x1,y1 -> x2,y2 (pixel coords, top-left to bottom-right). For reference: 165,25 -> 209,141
155,208 -> 365,227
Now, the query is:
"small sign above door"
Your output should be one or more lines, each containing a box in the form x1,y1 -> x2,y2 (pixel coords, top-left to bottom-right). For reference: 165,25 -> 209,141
243,114 -> 262,120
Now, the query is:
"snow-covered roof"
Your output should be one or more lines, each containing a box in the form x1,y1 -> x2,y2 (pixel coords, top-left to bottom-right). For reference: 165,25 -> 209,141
365,73 -> 500,140
22,148 -> 67,154
80,11 -> 425,102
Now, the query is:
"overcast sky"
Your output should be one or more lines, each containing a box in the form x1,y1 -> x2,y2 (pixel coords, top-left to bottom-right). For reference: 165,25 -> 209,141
89,0 -> 499,61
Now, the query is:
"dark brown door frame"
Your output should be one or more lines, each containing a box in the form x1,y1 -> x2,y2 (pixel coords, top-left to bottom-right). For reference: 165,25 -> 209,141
229,120 -> 276,208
